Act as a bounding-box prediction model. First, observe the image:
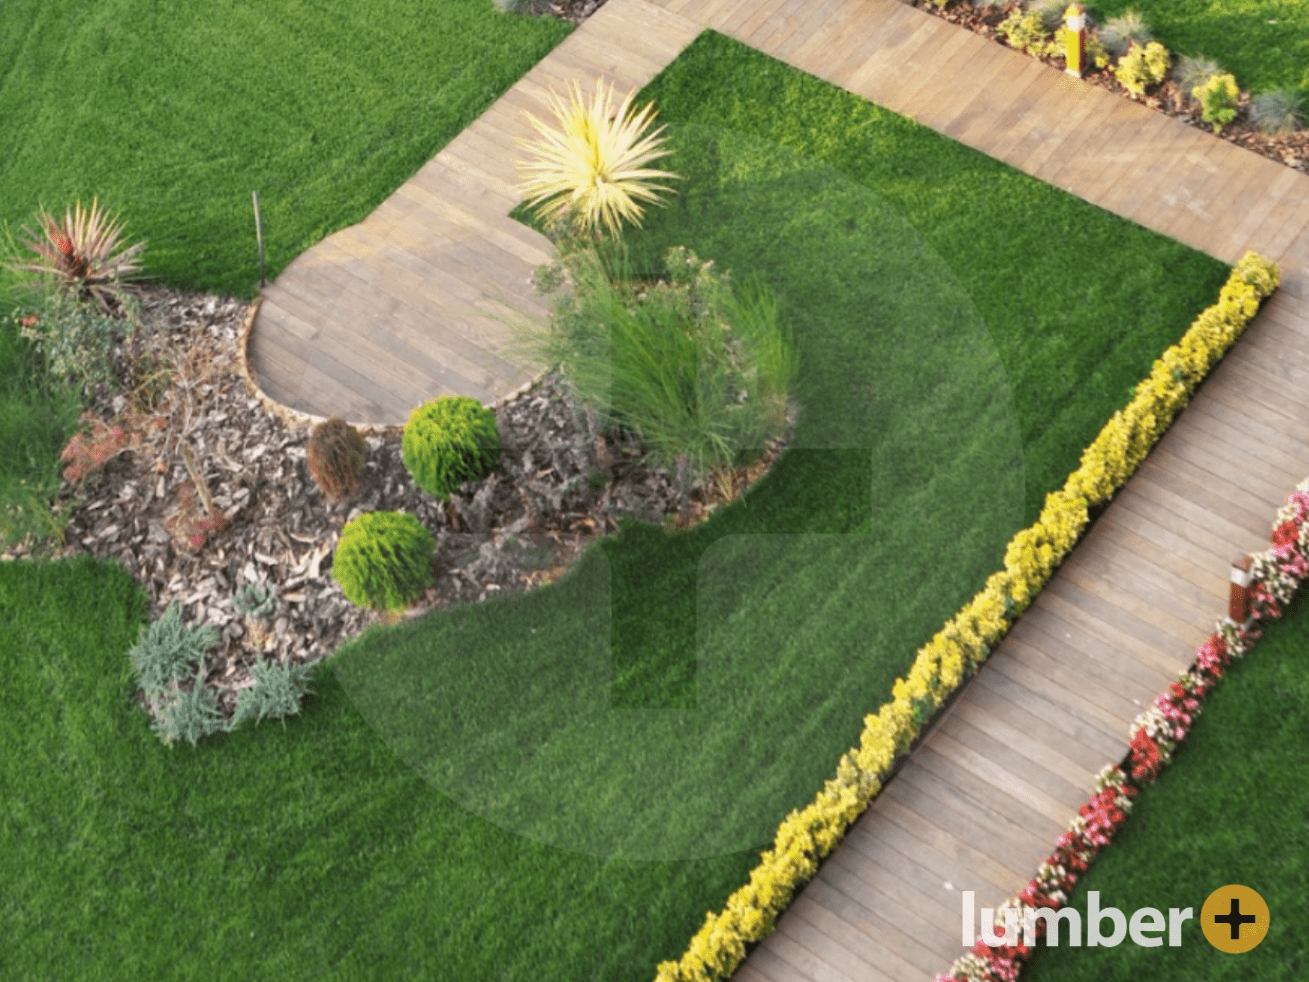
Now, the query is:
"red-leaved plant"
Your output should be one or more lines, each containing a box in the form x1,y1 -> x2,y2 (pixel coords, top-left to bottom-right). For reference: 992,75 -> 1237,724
7,198 -> 146,313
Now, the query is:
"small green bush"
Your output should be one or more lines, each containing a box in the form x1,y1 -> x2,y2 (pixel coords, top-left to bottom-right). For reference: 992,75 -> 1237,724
127,600 -> 218,696
150,672 -> 227,747
1114,40 -> 1171,97
1194,73 -> 1240,132
402,396 -> 500,500
332,510 -> 435,613
231,657 -> 319,729
1250,88 -> 1304,134
1174,54 -> 1224,98
998,10 -> 1051,55
307,415 -> 368,502
11,288 -> 142,396
1098,10 -> 1153,57
1024,0 -> 1068,32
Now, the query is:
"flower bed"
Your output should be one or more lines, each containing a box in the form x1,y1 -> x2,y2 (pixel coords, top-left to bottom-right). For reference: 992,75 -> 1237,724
936,474 -> 1309,982
651,251 -> 1279,982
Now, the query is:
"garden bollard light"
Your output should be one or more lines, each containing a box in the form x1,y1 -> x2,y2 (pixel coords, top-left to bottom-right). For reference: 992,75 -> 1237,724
1064,4 -> 1087,79
1227,554 -> 1253,625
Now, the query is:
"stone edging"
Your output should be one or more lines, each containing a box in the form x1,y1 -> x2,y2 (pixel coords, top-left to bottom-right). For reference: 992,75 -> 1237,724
235,297 -> 550,437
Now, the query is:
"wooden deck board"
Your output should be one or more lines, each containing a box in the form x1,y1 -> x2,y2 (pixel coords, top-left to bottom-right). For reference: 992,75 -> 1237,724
241,3 -> 1309,979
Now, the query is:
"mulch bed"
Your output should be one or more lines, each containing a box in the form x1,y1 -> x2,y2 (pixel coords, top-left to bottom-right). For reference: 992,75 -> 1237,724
3,284 -> 792,728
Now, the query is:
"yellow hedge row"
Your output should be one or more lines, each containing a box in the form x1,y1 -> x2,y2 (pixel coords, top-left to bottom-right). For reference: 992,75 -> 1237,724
651,251 -> 1280,982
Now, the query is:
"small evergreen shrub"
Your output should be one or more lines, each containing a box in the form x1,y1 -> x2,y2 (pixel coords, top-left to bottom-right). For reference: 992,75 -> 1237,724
1098,9 -> 1153,57
1174,54 -> 1224,98
332,510 -> 435,613
1114,40 -> 1171,97
1249,89 -> 1304,134
1024,0 -> 1068,32
12,288 -> 142,396
998,10 -> 1050,55
231,657 -> 319,729
1194,73 -> 1240,132
402,396 -> 500,500
306,415 -> 368,502
127,600 -> 219,695
150,670 -> 227,747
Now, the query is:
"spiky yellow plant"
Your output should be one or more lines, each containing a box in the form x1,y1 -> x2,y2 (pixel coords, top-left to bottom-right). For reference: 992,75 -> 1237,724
515,77 -> 680,240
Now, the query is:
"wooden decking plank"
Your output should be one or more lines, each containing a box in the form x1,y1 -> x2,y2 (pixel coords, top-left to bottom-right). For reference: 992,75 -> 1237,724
900,27 -> 1018,137
935,711 -> 1089,810
1038,562 -> 1204,664
883,757 -> 1056,871
1001,73 -> 1109,178
1094,507 -> 1229,603
827,780 -> 1000,921
1110,479 -> 1259,574
1195,355 -> 1309,449
785,0 -> 885,70
1011,597 -> 1178,694
1258,294 -> 1309,340
931,40 -> 1033,142
1219,162 -> 1305,262
1107,122 -> 1213,225
812,860 -> 956,975
992,636 -> 1143,735
1033,93 -> 1142,186
974,651 -> 1127,748
962,672 -> 1122,771
766,928 -> 863,982
921,726 -> 1074,830
746,0 -> 818,54
1071,516 -> 1227,619
1225,330 -> 1309,406
944,696 -> 1098,793
910,741 -> 1068,844
1166,141 -> 1263,253
1073,112 -> 1163,211
951,60 -> 1078,169
773,0 -> 863,63
875,22 -> 980,120
834,828 -> 968,932
1156,414 -> 1304,509
1152,416 -> 1292,513
800,877 -> 947,980
1184,390 -> 1309,483
835,8 -> 942,105
785,896 -> 905,982
1133,449 -> 1281,542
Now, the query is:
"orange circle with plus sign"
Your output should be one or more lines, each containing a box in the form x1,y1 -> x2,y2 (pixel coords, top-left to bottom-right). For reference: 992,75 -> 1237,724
1201,885 -> 1269,953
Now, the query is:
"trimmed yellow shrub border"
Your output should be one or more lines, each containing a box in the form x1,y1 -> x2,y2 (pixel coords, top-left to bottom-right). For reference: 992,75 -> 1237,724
651,251 -> 1281,982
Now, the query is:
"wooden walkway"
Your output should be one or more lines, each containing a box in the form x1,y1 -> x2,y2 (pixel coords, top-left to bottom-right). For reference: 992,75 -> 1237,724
245,0 -> 704,423
244,0 -> 1309,978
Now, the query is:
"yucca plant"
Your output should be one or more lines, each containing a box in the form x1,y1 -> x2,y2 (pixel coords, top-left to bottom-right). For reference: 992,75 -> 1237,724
516,77 -> 682,241
6,198 -> 146,314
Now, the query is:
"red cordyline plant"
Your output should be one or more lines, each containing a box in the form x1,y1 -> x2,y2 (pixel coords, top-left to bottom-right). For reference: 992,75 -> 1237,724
7,197 -> 146,313
939,476 -> 1309,982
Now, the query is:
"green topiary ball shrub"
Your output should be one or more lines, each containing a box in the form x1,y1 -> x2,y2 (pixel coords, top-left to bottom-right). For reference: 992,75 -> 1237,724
402,396 -> 501,499
307,415 -> 368,502
332,510 -> 435,613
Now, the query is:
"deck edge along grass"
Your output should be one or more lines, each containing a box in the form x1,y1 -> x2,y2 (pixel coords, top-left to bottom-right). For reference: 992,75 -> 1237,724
650,253 -> 1281,982
938,468 -> 1309,982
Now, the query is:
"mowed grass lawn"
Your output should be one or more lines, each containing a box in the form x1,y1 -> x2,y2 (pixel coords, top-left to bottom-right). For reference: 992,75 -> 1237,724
1087,0 -> 1309,98
1023,589 -> 1309,979
4,25 -> 1231,982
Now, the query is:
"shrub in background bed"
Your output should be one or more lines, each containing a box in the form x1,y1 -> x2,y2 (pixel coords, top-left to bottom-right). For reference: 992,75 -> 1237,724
332,510 -> 435,613
126,601 -> 226,747
1114,40 -> 1171,97
1249,88 -> 1304,134
1194,72 -> 1240,132
998,9 -> 1051,55
402,396 -> 500,500
1173,53 -> 1225,99
12,289 -> 143,396
231,657 -> 319,729
307,415 -> 368,502
1097,9 -> 1153,57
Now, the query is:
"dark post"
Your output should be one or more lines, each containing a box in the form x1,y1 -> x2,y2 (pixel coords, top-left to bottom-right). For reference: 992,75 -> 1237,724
252,190 -> 266,289
1228,555 -> 1253,625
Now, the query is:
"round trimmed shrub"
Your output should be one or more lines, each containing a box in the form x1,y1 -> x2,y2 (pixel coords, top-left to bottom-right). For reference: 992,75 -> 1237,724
332,510 -> 435,613
402,396 -> 500,499
307,415 -> 368,502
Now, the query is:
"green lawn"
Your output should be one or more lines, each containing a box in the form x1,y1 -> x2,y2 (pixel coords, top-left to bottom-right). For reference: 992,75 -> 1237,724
1022,590 -> 1309,978
1087,0 -> 1309,98
1,22 -> 1236,982
0,0 -> 572,300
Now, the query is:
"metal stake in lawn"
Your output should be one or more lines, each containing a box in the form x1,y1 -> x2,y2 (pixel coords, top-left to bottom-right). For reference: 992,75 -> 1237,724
252,190 -> 266,289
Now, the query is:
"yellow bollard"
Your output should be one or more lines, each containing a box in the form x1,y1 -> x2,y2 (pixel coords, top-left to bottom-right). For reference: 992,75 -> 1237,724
1065,4 -> 1086,78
